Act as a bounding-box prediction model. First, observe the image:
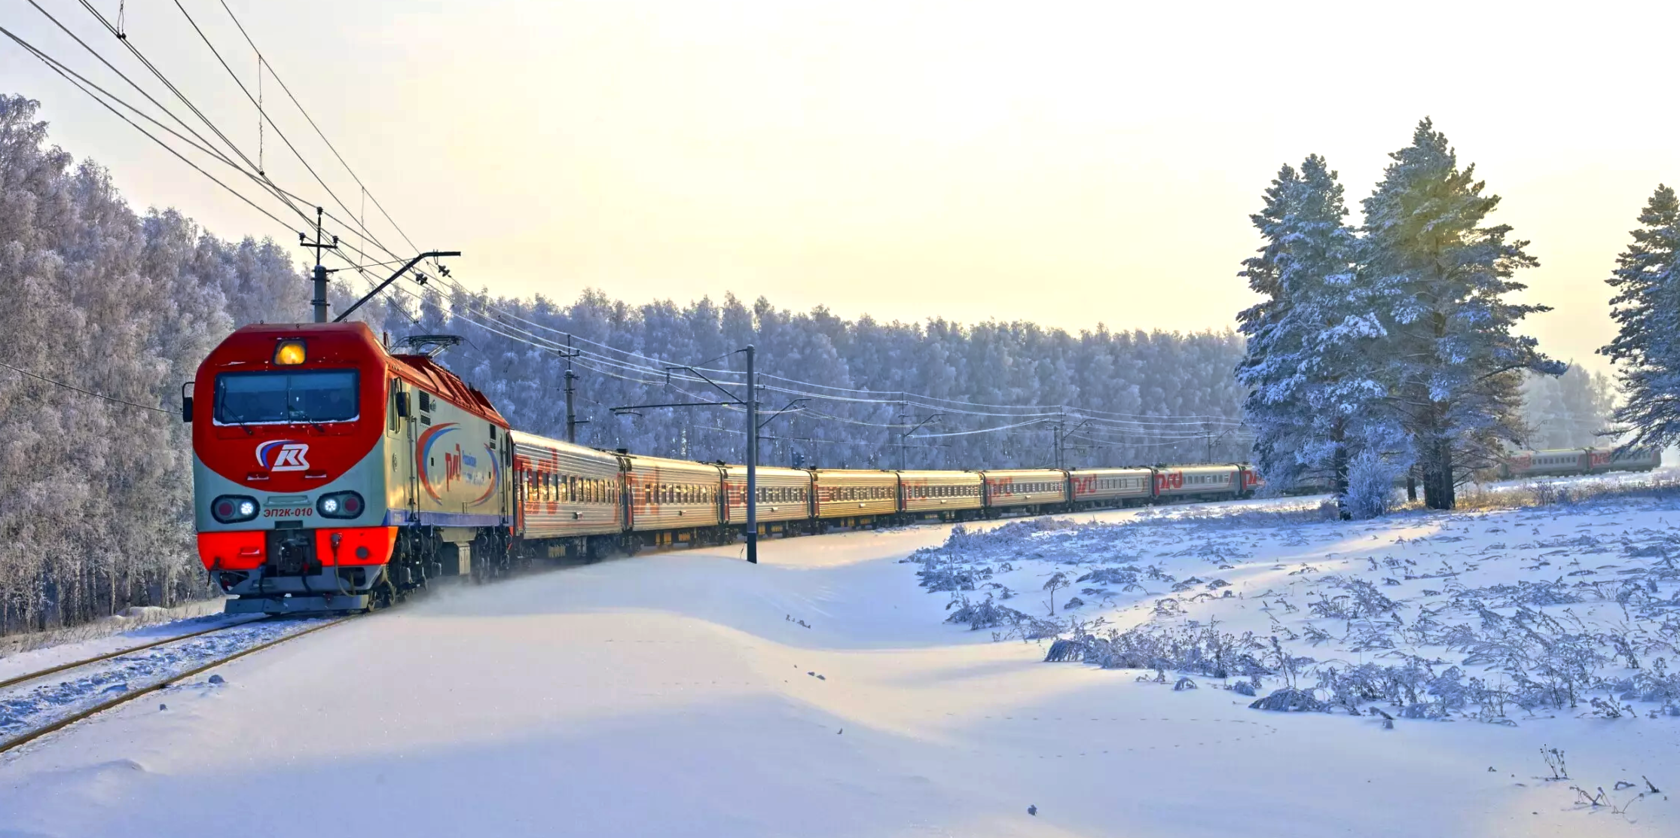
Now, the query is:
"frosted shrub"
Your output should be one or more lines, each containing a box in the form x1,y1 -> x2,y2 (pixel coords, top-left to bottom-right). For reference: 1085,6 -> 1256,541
945,595 -> 1027,630
945,595 -> 1059,639
1342,450 -> 1399,519
1044,623 -> 1271,679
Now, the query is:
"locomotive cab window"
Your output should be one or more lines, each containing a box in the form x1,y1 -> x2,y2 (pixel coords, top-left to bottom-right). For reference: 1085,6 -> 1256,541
214,369 -> 359,425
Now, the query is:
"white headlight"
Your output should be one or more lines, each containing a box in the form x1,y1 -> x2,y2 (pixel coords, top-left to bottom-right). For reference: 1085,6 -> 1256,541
321,497 -> 340,514
238,500 -> 256,516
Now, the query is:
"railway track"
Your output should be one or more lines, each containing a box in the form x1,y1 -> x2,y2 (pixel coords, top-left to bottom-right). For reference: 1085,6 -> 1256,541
0,615 -> 358,755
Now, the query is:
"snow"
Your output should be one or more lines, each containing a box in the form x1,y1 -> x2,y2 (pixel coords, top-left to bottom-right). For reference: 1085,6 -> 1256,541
1,489 -> 1676,837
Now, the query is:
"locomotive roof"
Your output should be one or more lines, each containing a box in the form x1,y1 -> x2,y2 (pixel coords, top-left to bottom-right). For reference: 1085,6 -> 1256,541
389,352 -> 507,427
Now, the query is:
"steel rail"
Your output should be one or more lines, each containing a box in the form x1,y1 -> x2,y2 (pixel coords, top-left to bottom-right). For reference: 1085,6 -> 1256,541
0,615 -> 359,755
0,617 -> 271,692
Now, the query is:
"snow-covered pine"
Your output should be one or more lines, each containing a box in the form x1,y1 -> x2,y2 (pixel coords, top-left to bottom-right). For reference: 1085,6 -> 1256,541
1600,184 -> 1680,449
1237,163 -> 1304,489
1237,155 -> 1397,512
1359,119 -> 1562,509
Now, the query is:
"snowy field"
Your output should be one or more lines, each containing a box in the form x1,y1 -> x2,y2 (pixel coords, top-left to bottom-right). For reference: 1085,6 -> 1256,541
1,476 -> 1676,837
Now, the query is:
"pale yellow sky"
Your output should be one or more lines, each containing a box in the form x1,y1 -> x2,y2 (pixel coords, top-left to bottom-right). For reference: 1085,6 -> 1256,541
7,0 -> 1675,373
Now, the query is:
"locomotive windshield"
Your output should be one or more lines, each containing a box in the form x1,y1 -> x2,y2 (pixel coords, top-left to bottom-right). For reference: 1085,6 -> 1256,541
213,369 -> 360,425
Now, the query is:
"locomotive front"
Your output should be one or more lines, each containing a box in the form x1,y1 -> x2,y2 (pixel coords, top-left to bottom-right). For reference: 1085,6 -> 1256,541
188,323 -> 396,613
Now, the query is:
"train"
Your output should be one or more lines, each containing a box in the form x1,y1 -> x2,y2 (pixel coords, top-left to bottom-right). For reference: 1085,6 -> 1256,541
187,323 -> 1259,614
1498,447 -> 1662,480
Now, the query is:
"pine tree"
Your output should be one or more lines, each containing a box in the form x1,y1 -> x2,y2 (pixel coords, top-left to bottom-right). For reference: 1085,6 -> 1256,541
1237,155 -> 1393,512
1600,185 -> 1680,450
1360,119 -> 1562,509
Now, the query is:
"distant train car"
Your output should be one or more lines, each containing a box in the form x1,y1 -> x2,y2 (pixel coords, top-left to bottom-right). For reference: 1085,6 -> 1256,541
623,454 -> 722,547
898,470 -> 984,520
1588,447 -> 1662,474
1504,449 -> 1586,478
721,464 -> 813,535
1067,467 -> 1154,509
1501,447 -> 1661,480
813,469 -> 899,527
1153,465 -> 1244,501
510,430 -> 622,559
982,469 -> 1069,514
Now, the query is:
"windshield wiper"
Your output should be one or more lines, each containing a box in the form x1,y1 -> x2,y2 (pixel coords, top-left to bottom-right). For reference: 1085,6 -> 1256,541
288,409 -> 327,435
215,392 -> 254,435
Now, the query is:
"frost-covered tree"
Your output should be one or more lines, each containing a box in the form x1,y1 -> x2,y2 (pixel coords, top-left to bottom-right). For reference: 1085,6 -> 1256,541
1520,363 -> 1616,449
1360,119 -> 1562,509
0,94 -> 301,634
1238,155 -> 1398,513
1600,185 -> 1680,449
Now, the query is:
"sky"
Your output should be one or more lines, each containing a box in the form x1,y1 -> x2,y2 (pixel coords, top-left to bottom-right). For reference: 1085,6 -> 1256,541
4,0 -> 1676,374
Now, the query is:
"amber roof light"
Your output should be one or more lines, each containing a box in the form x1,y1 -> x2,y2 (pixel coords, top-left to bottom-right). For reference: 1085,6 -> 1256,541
274,340 -> 306,366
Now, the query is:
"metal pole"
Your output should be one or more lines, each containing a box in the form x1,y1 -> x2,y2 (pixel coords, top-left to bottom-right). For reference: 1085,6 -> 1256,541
564,334 -> 578,443
745,345 -> 758,565
312,207 -> 327,323
300,206 -> 339,323
312,264 -> 329,323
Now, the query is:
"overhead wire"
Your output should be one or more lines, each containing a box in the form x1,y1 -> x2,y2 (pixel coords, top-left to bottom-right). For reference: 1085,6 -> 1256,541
19,6 -> 1247,451
0,359 -> 171,415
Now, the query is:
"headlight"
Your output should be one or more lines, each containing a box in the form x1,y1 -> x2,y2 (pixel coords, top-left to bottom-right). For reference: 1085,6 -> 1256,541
212,495 -> 261,523
317,491 -> 364,519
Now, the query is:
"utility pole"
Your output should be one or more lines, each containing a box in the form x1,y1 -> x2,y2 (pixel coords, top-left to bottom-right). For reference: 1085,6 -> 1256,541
898,413 -> 943,470
1053,419 -> 1062,470
744,344 -> 757,565
559,334 -> 587,443
1057,418 -> 1091,470
609,345 -> 762,563
299,206 -> 337,322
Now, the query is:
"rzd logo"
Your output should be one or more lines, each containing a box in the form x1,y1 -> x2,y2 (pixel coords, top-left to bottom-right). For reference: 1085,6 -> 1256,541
256,440 -> 311,472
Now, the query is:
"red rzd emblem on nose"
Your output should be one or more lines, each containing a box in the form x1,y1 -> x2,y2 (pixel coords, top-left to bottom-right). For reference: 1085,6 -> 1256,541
256,440 -> 311,472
